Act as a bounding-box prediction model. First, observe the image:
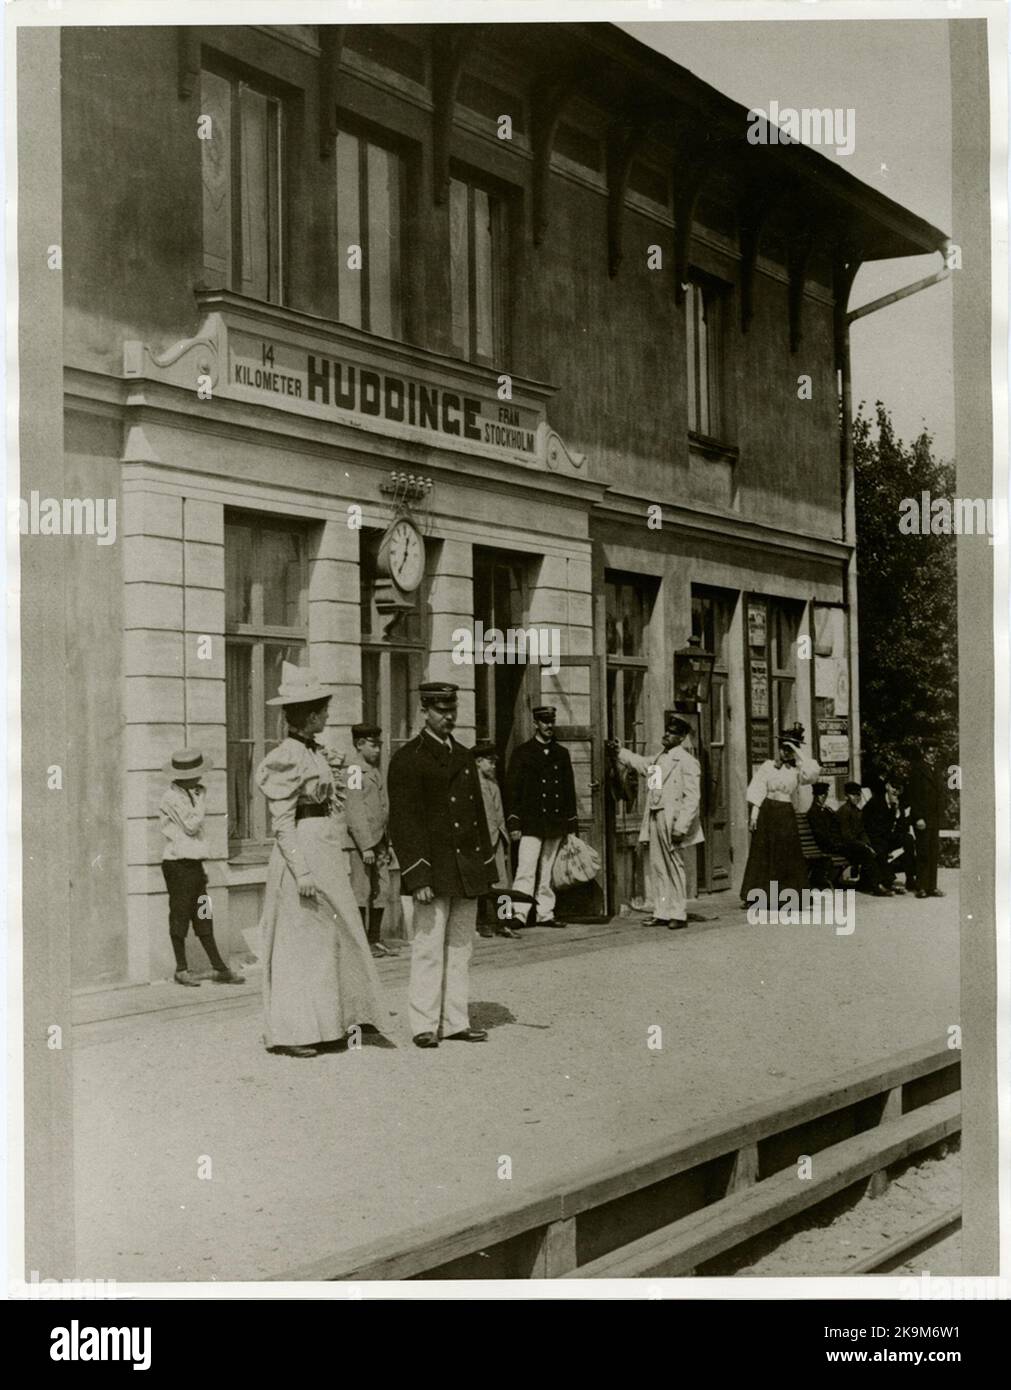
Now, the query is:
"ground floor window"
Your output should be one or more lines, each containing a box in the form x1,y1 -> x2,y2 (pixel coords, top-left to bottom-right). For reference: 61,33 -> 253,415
745,593 -> 806,768
359,527 -> 428,760
225,513 -> 310,852
472,546 -> 531,757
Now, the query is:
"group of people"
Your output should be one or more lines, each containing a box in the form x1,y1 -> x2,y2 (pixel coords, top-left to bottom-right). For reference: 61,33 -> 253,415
157,668 -> 950,1058
158,665 -> 580,1058
739,722 -> 947,903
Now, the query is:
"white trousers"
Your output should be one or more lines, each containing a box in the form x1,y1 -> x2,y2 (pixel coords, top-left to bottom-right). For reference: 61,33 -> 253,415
401,895 -> 476,1037
647,813 -> 688,923
512,835 -> 563,923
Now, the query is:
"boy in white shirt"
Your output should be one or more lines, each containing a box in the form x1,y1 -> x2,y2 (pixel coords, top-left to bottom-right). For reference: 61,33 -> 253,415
159,747 -> 244,987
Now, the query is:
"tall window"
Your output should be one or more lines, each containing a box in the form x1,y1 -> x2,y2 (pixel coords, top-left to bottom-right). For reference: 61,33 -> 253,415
225,516 -> 309,849
685,275 -> 726,439
745,594 -> 804,769
605,574 -> 657,913
359,531 -> 428,760
473,549 -> 529,757
201,67 -> 283,303
335,130 -> 404,339
449,176 -> 507,364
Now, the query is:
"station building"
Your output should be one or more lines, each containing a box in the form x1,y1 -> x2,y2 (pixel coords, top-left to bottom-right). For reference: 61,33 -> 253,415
59,22 -> 947,985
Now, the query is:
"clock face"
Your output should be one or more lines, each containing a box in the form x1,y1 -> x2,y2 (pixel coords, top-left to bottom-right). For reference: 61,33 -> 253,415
384,519 -> 425,593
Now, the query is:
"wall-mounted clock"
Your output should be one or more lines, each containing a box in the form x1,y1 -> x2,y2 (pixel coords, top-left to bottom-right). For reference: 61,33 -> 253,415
377,516 -> 425,593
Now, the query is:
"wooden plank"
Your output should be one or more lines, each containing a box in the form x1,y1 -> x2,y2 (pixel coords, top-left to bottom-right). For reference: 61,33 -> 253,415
558,1041 -> 958,1220
272,1040 -> 957,1281
274,1191 -> 563,1283
529,1217 -> 577,1277
727,1143 -> 759,1193
577,1095 -> 961,1278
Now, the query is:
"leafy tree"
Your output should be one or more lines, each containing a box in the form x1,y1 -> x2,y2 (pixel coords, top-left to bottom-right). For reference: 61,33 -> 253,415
853,401 -> 958,785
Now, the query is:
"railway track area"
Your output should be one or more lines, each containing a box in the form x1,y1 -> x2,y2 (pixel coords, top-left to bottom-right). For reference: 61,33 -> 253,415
278,1039 -> 961,1282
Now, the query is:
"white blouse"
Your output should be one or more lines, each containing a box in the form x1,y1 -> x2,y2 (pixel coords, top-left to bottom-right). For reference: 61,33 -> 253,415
746,751 -> 820,807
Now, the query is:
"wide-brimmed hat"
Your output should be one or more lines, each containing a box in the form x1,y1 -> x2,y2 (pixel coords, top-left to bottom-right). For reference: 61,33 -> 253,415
778,723 -> 806,749
163,747 -> 207,780
266,661 -> 331,706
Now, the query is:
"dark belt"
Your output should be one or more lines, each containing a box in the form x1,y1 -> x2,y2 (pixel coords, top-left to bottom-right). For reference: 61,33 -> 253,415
295,803 -> 329,822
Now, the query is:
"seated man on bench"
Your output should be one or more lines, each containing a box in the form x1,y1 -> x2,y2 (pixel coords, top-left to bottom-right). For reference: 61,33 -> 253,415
836,781 -> 893,896
804,782 -> 847,889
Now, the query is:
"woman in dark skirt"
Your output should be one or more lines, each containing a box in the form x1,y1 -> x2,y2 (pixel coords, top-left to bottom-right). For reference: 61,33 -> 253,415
740,725 -> 821,906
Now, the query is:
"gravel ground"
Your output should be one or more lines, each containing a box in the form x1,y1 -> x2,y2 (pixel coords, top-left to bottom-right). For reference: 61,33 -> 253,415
707,1144 -> 960,1276
73,873 -> 958,1283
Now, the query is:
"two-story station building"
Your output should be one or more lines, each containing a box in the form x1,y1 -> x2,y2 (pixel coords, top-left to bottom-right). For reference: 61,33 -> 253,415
58,22 -> 947,985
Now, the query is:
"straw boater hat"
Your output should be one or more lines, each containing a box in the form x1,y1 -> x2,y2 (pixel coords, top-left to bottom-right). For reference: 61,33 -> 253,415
163,746 -> 207,780
266,661 -> 331,705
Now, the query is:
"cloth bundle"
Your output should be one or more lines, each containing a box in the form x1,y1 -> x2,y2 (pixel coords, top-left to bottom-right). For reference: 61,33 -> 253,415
550,833 -> 601,889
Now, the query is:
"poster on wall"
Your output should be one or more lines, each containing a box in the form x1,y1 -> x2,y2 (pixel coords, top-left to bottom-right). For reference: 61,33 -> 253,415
749,659 -> 769,717
747,602 -> 767,648
817,715 -> 851,773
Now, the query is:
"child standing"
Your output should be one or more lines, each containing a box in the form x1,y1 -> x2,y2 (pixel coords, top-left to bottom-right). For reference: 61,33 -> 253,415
344,723 -> 398,958
159,747 -> 245,987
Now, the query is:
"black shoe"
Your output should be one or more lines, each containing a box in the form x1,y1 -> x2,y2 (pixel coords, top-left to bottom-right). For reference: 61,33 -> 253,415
929,889 -> 946,898
916,889 -> 929,899
174,970 -> 201,987
211,968 -> 246,984
642,917 -> 671,927
413,1032 -> 439,1049
271,1045 -> 318,1058
537,918 -> 566,929
496,926 -> 521,939
477,926 -> 494,938
872,886 -> 892,897
667,919 -> 688,930
444,1028 -> 488,1042
890,885 -> 907,895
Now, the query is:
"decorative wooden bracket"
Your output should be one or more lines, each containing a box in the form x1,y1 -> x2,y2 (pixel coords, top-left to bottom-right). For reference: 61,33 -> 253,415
318,27 -> 345,160
431,27 -> 482,206
178,28 -> 201,100
531,77 -> 577,248
606,119 -> 648,278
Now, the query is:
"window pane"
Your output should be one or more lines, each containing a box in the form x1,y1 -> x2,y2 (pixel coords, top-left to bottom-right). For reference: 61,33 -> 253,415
390,650 -> 416,747
777,679 -> 797,733
620,583 -> 645,657
473,187 -> 495,360
238,85 -> 272,300
201,70 -> 233,285
449,178 -> 470,358
336,131 -> 363,328
696,290 -> 710,434
774,604 -> 800,673
263,643 -> 306,748
362,650 -> 381,727
226,642 -> 253,841
366,143 -> 401,339
704,285 -> 720,435
260,528 -> 305,628
224,521 -> 254,626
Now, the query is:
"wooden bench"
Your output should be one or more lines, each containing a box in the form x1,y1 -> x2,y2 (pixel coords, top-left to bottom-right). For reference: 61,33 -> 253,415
795,810 -> 851,887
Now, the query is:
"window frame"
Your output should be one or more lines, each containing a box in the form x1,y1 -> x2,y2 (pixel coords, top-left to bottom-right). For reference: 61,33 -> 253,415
359,528 -> 429,769
685,270 -> 731,446
334,125 -> 408,340
449,171 -> 510,367
224,513 -> 310,858
200,56 -> 288,306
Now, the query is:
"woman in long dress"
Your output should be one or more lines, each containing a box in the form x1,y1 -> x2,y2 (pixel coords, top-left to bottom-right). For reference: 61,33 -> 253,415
257,663 -> 391,1058
739,724 -> 821,906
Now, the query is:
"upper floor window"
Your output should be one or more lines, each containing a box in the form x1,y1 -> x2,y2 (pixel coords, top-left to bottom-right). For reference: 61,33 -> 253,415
449,176 -> 507,365
201,67 -> 283,303
335,130 -> 404,340
685,275 -> 728,441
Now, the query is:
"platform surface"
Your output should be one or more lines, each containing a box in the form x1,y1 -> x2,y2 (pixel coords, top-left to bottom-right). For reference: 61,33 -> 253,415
72,873 -> 959,1282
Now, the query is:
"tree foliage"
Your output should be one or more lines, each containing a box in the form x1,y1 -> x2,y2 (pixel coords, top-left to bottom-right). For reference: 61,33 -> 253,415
853,401 -> 958,782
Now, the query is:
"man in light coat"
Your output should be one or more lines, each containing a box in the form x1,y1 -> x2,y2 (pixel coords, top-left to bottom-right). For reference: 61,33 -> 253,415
607,714 -> 703,929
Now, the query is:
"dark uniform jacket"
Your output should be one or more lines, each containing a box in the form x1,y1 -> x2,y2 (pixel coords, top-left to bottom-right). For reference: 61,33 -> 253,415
807,802 -> 844,855
505,735 -> 578,840
908,759 -> 944,828
863,793 -> 906,856
837,801 -> 872,848
388,730 -> 497,898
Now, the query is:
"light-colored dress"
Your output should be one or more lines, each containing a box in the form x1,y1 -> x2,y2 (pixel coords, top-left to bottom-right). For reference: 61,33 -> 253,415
256,736 -> 391,1048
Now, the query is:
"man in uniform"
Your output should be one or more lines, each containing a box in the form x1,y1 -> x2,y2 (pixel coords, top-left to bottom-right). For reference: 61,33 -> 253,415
505,705 -> 578,929
388,682 -> 497,1047
606,714 -> 702,929
907,744 -> 945,899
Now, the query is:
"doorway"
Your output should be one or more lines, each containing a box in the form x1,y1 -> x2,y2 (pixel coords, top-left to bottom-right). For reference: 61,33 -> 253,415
691,586 -> 736,893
